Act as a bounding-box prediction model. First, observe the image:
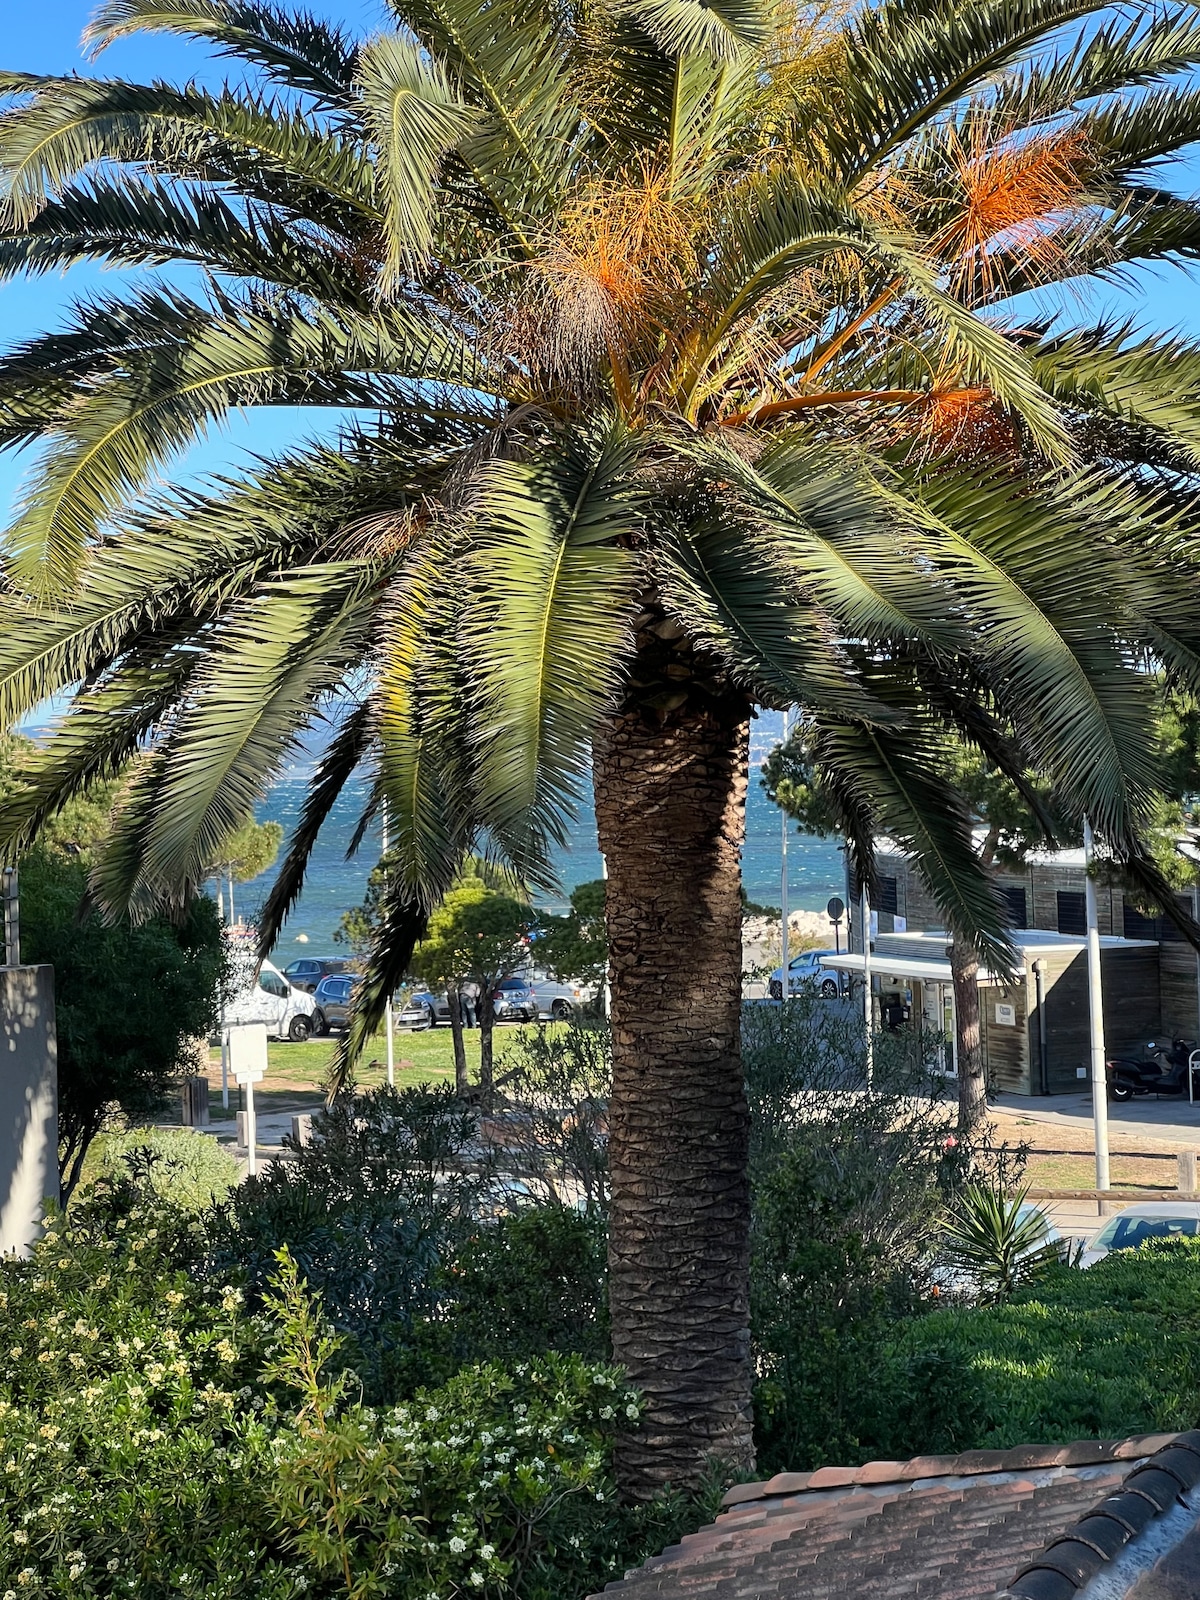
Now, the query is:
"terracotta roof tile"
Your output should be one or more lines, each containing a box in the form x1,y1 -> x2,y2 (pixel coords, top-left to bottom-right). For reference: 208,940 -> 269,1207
595,1434 -> 1200,1600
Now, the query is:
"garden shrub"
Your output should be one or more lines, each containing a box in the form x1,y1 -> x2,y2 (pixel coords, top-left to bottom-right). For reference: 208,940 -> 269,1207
95,1128 -> 239,1211
0,1185 -> 281,1600
208,1084 -> 611,1401
867,1239 -> 1200,1458
206,1086 -> 487,1392
262,1252 -> 637,1600
745,998 -> 967,1473
0,1194 -> 662,1600
491,1024 -> 610,1213
445,1208 -> 609,1367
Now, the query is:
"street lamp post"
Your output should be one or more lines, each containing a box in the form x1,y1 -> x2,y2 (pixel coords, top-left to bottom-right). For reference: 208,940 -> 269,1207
1083,818 -> 1111,1191
382,800 -> 395,1089
861,880 -> 873,1090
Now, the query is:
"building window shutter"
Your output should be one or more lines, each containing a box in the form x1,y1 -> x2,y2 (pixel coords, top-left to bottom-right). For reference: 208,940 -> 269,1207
877,875 -> 899,915
1000,886 -> 1028,928
1057,891 -> 1087,936
1122,903 -> 1158,941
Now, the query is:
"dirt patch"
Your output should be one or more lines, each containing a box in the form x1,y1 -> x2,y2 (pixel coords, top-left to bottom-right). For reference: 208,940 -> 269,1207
990,1108 -> 1188,1194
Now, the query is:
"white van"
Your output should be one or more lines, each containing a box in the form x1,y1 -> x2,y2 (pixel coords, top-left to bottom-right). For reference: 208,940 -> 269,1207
224,957 -> 318,1042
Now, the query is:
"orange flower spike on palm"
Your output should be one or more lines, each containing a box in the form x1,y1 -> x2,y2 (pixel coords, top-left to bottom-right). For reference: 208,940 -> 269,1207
528,169 -> 701,414
939,123 -> 1094,300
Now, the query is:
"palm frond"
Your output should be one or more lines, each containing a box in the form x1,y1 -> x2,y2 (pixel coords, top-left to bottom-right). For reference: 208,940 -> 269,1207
100,564 -> 382,917
825,0 -> 1109,177
624,0 -> 772,61
0,74 -> 377,229
355,31 -> 479,289
329,877 -> 429,1094
257,700 -> 376,958
84,0 -> 359,105
0,174 -> 362,300
460,424 -> 641,873
807,708 -> 1019,971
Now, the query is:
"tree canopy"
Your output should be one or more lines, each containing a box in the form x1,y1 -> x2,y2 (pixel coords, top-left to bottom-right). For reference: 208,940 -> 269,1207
1,0 -> 1200,1059
1,735 -> 225,1199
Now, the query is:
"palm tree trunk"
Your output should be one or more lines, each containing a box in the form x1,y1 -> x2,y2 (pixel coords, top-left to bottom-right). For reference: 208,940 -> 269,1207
951,936 -> 987,1130
593,681 -> 755,1500
446,983 -> 470,1096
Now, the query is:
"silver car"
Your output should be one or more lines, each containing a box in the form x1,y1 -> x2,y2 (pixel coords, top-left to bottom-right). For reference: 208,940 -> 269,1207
495,971 -> 596,1021
768,949 -> 841,1000
1080,1202 -> 1200,1267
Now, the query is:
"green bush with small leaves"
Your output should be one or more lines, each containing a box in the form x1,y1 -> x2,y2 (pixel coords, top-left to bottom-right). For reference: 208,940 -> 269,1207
0,1192 -> 660,1600
94,1128 -> 240,1212
866,1239 -> 1200,1457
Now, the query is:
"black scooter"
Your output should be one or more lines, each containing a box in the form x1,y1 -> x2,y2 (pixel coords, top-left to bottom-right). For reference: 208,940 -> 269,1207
1107,1037 -> 1200,1101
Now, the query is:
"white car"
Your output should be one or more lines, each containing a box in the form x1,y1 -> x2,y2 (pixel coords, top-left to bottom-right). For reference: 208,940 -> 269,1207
768,949 -> 842,1000
1080,1202 -> 1200,1267
224,958 -> 318,1042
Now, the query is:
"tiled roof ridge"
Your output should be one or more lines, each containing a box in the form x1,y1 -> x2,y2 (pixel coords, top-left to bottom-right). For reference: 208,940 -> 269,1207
998,1428 -> 1200,1600
719,1434 -> 1184,1507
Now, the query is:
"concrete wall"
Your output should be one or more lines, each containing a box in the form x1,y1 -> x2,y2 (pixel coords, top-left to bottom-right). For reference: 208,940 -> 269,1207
0,965 -> 58,1256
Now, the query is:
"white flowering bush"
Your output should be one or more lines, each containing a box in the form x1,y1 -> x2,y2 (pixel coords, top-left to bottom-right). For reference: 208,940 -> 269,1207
261,1251 -> 640,1599
0,1199 -> 650,1600
0,1185 -> 290,1600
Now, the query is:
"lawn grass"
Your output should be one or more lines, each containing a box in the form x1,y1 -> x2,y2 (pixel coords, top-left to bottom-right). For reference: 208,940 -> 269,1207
203,1020 -> 534,1119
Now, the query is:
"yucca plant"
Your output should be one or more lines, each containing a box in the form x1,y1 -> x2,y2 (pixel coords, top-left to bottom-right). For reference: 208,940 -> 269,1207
939,1185 -> 1063,1303
5,0 -> 1200,1491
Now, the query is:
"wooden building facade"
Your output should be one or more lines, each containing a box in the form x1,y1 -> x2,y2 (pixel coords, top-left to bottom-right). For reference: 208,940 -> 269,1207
833,847 -> 1200,1096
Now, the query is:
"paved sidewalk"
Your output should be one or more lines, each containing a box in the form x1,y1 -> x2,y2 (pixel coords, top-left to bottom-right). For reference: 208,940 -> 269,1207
993,1089 -> 1200,1147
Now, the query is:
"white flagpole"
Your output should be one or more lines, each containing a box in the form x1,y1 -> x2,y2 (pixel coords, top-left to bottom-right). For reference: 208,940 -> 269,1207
382,800 -> 395,1089
780,708 -> 790,998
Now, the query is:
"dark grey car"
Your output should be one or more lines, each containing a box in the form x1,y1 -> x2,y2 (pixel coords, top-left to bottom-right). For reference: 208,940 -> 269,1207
283,956 -> 350,994
312,973 -> 360,1034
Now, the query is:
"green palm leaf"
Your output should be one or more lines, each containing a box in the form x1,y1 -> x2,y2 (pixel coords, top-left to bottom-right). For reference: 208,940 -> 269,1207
625,0 -> 772,61
459,425 -> 641,867
356,32 -> 479,288
84,0 -> 358,104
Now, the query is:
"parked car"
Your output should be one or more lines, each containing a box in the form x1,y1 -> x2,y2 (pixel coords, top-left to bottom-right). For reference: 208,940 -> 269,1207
523,970 -> 596,1021
225,958 -> 318,1041
311,973 -> 362,1035
1080,1202 -> 1200,1267
769,949 -> 842,1000
492,976 -> 539,1022
282,956 -> 349,993
408,989 -> 452,1027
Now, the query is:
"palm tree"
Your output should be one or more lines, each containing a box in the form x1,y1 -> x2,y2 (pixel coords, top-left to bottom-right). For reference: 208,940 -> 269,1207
5,0 -> 1200,1494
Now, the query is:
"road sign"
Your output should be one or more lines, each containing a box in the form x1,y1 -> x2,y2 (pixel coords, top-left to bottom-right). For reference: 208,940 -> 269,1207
227,1023 -> 268,1085
827,896 -> 845,922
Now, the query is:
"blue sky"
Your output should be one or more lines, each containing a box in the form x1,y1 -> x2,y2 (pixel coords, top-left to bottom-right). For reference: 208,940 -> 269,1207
0,0 -> 387,522
3,1 -> 1200,527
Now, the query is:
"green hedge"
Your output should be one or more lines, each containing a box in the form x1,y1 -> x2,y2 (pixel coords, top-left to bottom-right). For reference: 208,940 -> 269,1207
871,1240 -> 1200,1459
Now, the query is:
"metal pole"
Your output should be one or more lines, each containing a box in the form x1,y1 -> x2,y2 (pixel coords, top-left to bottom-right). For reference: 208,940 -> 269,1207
1033,959 -> 1049,1097
861,881 -> 873,1089
1083,818 -> 1111,1190
221,1027 -> 230,1111
382,800 -> 395,1088
780,707 -> 790,999
245,1074 -> 257,1177
228,871 -> 235,928
2,867 -> 18,967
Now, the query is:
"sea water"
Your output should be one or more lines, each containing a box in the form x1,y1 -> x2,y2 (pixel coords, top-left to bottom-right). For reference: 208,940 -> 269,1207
234,711 -> 846,953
